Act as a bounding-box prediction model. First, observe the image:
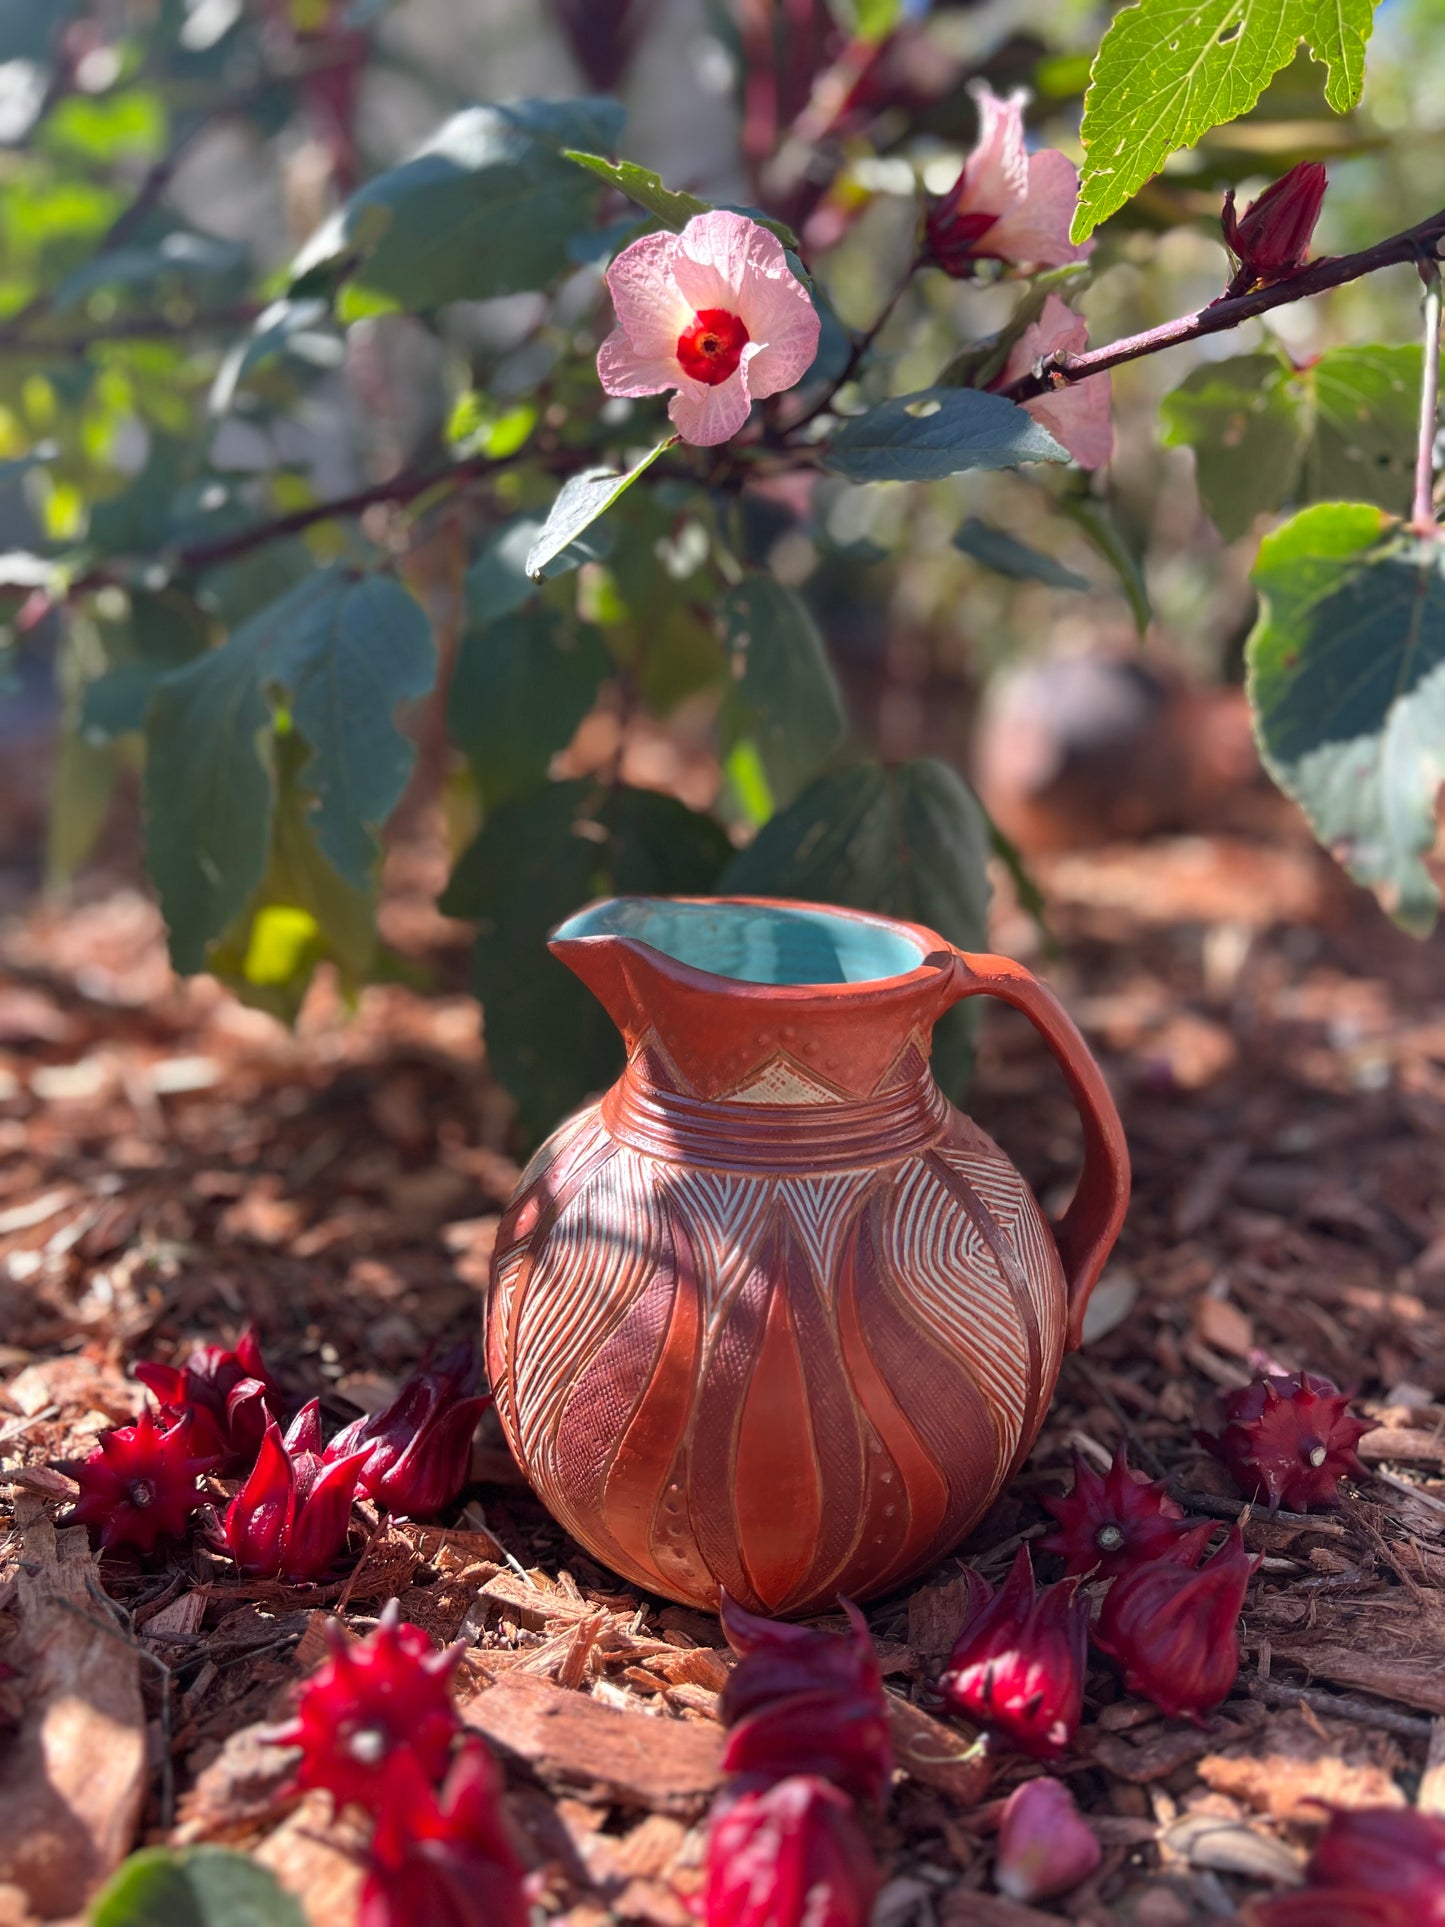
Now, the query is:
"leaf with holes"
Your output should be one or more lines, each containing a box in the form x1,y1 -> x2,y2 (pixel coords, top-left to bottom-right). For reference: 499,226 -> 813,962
1073,0 -> 1383,242
721,759 -> 992,1095
721,577 -> 846,812
1246,501 -> 1445,934
824,389 -> 1066,483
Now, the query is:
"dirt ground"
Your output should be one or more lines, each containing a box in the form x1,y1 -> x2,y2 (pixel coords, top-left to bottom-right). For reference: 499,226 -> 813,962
2,790 -> 1445,1925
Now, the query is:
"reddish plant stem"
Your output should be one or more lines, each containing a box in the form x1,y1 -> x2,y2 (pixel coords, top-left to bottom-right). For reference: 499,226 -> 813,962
1412,262 -> 1442,535
999,206 -> 1445,402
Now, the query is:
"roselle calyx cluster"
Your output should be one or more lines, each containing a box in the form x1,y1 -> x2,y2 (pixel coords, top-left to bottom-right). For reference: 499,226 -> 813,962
135,1326 -> 276,1464
325,1342 -> 490,1519
705,1595 -> 892,1927
938,1545 -> 1088,1759
1201,1369 -> 1374,1512
223,1402 -> 366,1582
1040,1444 -> 1198,1577
64,1406 -> 218,1556
1093,1523 -> 1259,1724
1222,161 -> 1328,293
1250,1806 -> 1445,1924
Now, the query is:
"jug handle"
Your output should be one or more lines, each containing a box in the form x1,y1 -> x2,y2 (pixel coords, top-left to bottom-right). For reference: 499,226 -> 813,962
945,949 -> 1130,1349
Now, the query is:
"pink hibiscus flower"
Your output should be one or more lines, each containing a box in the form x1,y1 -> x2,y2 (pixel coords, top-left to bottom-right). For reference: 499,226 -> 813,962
926,85 -> 1092,277
597,210 -> 821,446
993,294 -> 1112,470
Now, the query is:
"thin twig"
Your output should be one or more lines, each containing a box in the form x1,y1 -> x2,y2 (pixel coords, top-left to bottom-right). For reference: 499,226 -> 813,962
1000,205 -> 1445,401
1241,1674 -> 1435,1742
786,255 -> 921,437
1413,260 -> 1442,534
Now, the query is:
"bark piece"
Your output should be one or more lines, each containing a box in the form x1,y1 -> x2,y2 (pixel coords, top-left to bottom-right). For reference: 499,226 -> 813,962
460,1674 -> 723,1816
0,1522 -> 146,1916
253,1791 -> 366,1927
886,1694 -> 993,1805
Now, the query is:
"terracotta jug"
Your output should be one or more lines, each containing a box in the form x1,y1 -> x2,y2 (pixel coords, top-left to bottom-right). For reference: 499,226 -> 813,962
488,896 -> 1129,1615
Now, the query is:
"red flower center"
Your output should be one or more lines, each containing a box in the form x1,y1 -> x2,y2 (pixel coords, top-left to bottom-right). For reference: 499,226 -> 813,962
676,308 -> 749,386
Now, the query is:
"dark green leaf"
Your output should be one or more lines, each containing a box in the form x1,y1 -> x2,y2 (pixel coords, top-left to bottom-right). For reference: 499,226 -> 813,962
443,780 -> 730,1137
525,441 -> 675,580
952,517 -> 1091,590
1059,498 -> 1151,635
52,229 -> 248,313
1074,0 -> 1381,241
289,99 -> 625,309
80,589 -> 212,740
449,605 -> 610,805
721,577 -> 846,810
464,516 -> 545,625
0,0 -> 79,62
721,759 -> 992,1095
1159,352 -> 1307,541
210,299 -> 344,417
91,1845 -> 308,1927
1246,500 -> 1445,934
823,389 -> 1067,483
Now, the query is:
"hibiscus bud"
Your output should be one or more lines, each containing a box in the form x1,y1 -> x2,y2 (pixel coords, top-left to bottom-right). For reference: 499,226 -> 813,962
1040,1445 -> 1198,1578
1308,1806 -> 1445,1913
938,1546 -> 1088,1760
361,1738 -> 532,1927
922,84 -> 1091,279
324,1343 -> 491,1520
136,1326 -> 277,1463
272,1599 -> 462,1814
1221,162 -> 1327,288
995,1777 -> 1102,1902
223,1405 -> 366,1583
1093,1524 -> 1259,1723
704,1775 -> 879,1927
719,1595 -> 892,1806
1200,1371 -> 1375,1512
63,1407 -> 217,1556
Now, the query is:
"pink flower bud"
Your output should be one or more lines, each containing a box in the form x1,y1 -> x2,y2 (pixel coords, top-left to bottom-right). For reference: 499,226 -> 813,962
938,1546 -> 1088,1760
273,1599 -> 462,1814
704,1776 -> 878,1927
135,1326 -> 277,1463
324,1343 -> 491,1520
222,1404 -> 366,1583
719,1595 -> 892,1806
1221,162 -> 1328,288
1092,1524 -> 1259,1723
63,1407 -> 217,1556
923,84 -> 1091,278
995,1777 -> 1102,1902
360,1738 -> 531,1927
1200,1371 -> 1374,1512
1040,1445 -> 1198,1577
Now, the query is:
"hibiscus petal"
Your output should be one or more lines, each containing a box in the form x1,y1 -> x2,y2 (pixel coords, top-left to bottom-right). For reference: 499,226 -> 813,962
597,327 -> 679,398
739,278 -> 820,400
1002,294 -> 1113,470
961,84 -> 1030,222
669,208 -> 779,314
605,228 -> 690,359
669,361 -> 754,445
984,149 -> 1093,269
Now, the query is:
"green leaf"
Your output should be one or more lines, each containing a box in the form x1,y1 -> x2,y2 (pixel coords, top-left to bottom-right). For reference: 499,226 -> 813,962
1073,0 -> 1382,242
1058,500 -> 1150,638
449,605 -> 610,805
720,577 -> 846,809
823,389 -> 1067,483
80,589 -> 211,740
289,99 -> 625,309
443,780 -> 730,1137
953,518 -> 1091,590
1246,501 -> 1445,934
561,152 -> 802,251
143,569 -> 435,972
721,759 -> 992,1095
91,1845 -> 308,1927
464,516 -> 545,625
1160,344 -> 1424,539
525,441 -> 676,580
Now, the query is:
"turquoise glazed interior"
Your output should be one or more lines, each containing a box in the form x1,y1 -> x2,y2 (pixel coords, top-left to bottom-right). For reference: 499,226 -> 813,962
553,898 -> 926,987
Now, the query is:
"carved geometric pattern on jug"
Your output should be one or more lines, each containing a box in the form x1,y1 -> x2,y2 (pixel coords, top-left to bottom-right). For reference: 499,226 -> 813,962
725,1054 -> 856,1106
511,1147 -> 666,1482
778,1168 -> 877,1295
876,1033 -> 932,1093
933,1147 -> 1067,1395
882,1155 -> 1033,1463
660,1164 -> 779,1358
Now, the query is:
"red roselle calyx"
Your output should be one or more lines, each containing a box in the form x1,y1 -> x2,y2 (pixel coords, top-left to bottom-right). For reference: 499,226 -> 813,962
1306,1806 -> 1445,1919
718,1594 -> 893,1806
1201,1370 -> 1375,1512
223,1401 -> 366,1582
938,1546 -> 1088,1760
360,1738 -> 532,1927
704,1774 -> 879,1927
63,1407 -> 217,1555
1093,1523 -> 1258,1724
324,1342 -> 491,1520
136,1326 -> 276,1463
272,1599 -> 462,1813
1221,161 -> 1328,291
995,1776 -> 1102,1903
1040,1444 -> 1198,1577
